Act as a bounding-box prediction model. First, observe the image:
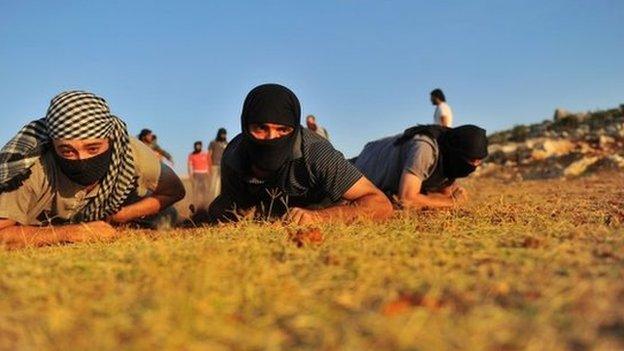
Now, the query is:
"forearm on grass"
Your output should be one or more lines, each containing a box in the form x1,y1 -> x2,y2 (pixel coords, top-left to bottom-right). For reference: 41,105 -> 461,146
111,197 -> 163,224
401,193 -> 457,209
112,162 -> 186,224
313,193 -> 393,223
0,222 -> 112,249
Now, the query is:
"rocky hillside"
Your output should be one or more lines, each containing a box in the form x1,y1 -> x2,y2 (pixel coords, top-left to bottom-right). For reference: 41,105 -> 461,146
477,104 -> 624,180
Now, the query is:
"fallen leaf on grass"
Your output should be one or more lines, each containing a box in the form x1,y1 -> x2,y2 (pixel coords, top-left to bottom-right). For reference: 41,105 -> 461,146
381,293 -> 445,316
522,236 -> 542,248
288,228 -> 325,247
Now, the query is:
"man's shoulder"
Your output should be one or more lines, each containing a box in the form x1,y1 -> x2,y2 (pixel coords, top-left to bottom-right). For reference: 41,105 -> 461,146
12,151 -> 54,192
301,129 -> 336,155
130,136 -> 155,157
221,134 -> 245,170
407,135 -> 438,156
412,133 -> 436,145
302,128 -> 331,146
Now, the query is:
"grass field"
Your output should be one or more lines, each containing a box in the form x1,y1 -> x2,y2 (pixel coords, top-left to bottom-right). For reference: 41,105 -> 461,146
0,174 -> 623,350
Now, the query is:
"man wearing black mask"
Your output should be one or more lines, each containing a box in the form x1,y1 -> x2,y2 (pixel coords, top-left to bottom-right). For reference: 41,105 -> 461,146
0,91 -> 186,248
205,84 -> 392,225
353,124 -> 488,208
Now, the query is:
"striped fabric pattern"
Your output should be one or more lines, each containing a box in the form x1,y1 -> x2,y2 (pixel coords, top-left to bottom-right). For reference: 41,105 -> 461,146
208,129 -> 364,223
0,91 -> 137,222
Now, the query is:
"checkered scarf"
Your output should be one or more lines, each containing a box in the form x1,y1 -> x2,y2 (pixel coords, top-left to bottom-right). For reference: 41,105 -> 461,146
0,91 -> 137,222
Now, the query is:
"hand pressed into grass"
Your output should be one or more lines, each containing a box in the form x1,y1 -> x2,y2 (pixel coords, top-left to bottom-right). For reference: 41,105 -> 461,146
288,207 -> 321,226
0,220 -> 118,249
451,186 -> 468,202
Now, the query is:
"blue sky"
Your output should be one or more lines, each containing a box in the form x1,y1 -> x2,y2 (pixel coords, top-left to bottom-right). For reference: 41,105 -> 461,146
1,0 -> 622,174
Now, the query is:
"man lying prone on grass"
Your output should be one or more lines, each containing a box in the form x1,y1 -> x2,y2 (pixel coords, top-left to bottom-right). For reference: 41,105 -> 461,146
0,91 -> 185,249
197,84 -> 392,226
353,124 -> 488,209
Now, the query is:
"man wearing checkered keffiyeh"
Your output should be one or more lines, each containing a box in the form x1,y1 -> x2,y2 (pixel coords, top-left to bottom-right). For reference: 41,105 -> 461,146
0,91 -> 186,249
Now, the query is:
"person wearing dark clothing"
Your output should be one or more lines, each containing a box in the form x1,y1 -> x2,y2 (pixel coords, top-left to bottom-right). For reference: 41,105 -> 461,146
203,84 -> 392,225
207,128 -> 228,199
354,124 -> 488,208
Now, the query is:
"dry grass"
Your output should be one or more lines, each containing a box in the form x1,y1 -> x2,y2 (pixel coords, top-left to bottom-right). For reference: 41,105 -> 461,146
0,174 -> 623,350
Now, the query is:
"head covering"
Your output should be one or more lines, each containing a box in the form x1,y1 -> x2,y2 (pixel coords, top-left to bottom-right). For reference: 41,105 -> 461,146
240,84 -> 301,173
0,91 -> 137,222
395,124 -> 488,179
216,128 -> 227,142
442,125 -> 488,178
444,125 -> 488,159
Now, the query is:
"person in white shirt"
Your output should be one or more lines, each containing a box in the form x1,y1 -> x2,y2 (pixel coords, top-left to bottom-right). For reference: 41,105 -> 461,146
431,88 -> 453,127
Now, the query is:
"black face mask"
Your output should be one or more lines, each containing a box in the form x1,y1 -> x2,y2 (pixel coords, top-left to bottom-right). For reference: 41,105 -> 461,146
443,156 -> 477,178
55,147 -> 113,186
244,132 -> 295,173
440,124 -> 488,179
240,84 -> 301,175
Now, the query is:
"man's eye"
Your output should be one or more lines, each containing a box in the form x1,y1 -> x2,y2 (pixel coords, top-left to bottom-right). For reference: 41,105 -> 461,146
87,147 -> 101,153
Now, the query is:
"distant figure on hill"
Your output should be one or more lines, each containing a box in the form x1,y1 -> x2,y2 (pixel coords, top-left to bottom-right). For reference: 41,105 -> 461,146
431,88 -> 453,127
353,124 -> 488,209
207,128 -> 228,199
306,115 -> 330,140
187,141 -> 211,210
138,129 -> 174,164
199,84 -> 392,225
0,91 -> 186,248
151,135 -> 174,164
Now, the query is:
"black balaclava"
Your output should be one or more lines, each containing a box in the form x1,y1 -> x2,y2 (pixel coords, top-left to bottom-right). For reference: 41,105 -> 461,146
54,146 -> 114,186
241,84 -> 301,173
216,128 -> 227,142
441,125 -> 488,178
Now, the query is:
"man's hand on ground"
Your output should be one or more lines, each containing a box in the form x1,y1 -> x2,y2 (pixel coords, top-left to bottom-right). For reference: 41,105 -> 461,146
64,221 -> 119,243
0,221 -> 119,250
452,186 -> 468,203
288,207 -> 320,226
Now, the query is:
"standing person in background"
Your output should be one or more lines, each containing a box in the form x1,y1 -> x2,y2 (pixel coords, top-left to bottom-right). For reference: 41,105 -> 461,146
137,129 -> 174,165
207,128 -> 228,200
305,115 -> 330,140
431,89 -> 453,127
138,128 -> 154,145
151,135 -> 174,165
187,141 -> 211,210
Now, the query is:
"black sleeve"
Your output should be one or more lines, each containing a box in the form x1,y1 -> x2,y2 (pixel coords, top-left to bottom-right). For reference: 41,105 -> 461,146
206,164 -> 254,223
308,141 -> 363,202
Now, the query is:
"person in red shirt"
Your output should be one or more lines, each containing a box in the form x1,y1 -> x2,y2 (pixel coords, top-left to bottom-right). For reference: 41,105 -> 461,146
187,141 -> 211,210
